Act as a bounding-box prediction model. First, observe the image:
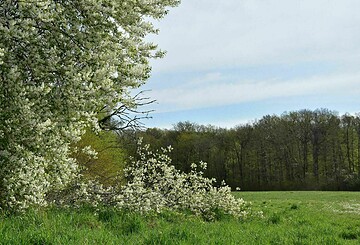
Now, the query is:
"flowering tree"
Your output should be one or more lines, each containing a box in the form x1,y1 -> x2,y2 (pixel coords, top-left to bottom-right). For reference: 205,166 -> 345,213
0,0 -> 179,211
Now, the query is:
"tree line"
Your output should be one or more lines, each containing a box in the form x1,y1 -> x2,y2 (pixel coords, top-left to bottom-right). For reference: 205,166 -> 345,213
119,109 -> 360,191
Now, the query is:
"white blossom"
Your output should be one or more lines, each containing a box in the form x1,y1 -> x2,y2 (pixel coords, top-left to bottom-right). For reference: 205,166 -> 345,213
113,142 -> 250,220
0,0 -> 179,211
48,141 -> 251,220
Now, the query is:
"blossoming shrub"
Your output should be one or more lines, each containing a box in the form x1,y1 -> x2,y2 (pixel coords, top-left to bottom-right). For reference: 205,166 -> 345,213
116,141 -> 250,220
51,140 -> 250,220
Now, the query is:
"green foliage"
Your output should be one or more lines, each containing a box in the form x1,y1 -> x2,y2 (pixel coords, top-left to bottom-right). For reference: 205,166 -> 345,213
127,109 -> 360,191
74,130 -> 126,186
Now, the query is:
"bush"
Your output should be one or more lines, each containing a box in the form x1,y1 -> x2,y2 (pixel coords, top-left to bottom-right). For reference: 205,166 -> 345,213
49,140 -> 251,220
112,140 -> 250,220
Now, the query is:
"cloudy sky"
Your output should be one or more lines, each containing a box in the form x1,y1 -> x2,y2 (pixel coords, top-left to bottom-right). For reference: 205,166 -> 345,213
140,0 -> 360,128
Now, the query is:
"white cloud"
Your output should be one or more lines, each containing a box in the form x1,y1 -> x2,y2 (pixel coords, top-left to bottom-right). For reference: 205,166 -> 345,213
140,0 -> 360,126
148,71 -> 360,112
150,0 -> 360,73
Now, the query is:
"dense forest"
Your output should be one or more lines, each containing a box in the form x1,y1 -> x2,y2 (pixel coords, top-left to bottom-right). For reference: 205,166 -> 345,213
118,109 -> 360,191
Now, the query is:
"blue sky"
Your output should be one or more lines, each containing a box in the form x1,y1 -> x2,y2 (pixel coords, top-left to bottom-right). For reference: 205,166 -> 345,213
139,0 -> 360,129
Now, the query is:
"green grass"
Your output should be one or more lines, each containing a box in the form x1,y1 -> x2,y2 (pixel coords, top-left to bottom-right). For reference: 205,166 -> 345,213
235,191 -> 360,244
0,191 -> 359,244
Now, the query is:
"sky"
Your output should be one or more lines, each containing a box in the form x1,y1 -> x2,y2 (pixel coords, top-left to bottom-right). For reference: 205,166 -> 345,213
139,0 -> 360,129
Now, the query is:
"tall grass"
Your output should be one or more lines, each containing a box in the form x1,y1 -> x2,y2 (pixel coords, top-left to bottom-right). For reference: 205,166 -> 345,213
0,191 -> 359,244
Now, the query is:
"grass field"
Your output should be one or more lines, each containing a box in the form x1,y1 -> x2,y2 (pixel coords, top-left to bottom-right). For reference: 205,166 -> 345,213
0,191 -> 359,244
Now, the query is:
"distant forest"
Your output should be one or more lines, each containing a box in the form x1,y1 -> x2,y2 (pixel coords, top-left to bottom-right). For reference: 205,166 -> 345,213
120,109 -> 360,191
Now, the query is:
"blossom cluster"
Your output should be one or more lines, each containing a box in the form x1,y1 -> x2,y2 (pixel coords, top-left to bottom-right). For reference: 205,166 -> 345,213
116,141 -> 250,219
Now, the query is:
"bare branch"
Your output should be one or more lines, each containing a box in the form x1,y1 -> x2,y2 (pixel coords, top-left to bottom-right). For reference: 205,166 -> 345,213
98,90 -> 155,132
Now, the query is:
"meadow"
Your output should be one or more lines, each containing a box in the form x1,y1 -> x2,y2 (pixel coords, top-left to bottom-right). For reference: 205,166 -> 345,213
0,191 -> 359,244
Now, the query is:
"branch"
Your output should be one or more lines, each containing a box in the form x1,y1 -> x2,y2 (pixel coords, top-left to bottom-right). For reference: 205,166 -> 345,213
98,90 -> 155,132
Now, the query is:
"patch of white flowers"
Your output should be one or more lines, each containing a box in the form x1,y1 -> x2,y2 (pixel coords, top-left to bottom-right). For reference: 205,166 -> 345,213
0,48 -> 3,65
117,141 -> 250,219
0,0 -> 179,212
50,140 -> 251,220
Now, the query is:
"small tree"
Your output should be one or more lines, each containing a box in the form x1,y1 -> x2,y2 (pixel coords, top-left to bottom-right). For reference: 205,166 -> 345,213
0,0 -> 179,211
